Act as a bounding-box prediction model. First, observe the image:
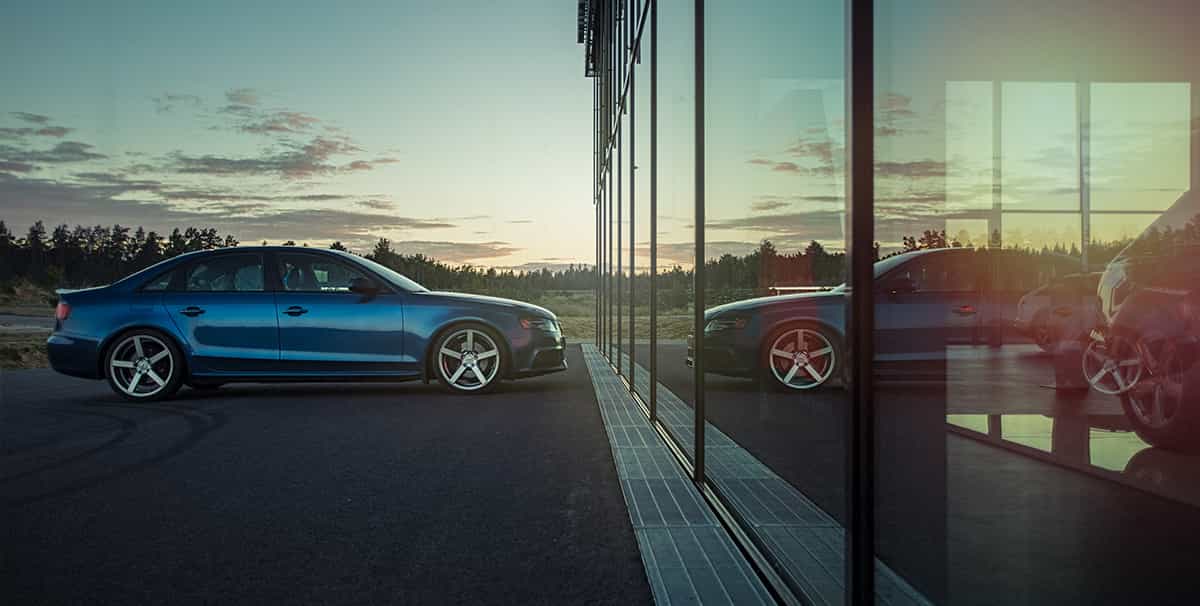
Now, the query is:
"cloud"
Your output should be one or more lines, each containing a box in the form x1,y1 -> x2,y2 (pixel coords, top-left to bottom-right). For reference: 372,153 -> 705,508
875,160 -> 946,179
170,136 -> 372,180
786,139 -> 838,164
746,158 -> 837,177
879,92 -> 917,121
241,111 -> 321,134
152,93 -> 203,113
0,172 -> 456,249
0,141 -> 106,164
226,88 -> 260,106
356,199 -> 394,210
10,112 -> 50,124
0,161 -> 35,173
751,199 -> 790,212
1,113 -> 73,140
0,126 -> 72,139
389,240 -> 520,263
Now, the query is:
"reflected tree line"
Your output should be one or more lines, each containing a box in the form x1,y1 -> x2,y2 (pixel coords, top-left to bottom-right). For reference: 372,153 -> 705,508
0,219 -> 1151,305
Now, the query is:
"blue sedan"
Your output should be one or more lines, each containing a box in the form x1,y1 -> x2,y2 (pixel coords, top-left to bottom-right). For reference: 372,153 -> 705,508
692,248 -> 1021,390
47,247 -> 567,400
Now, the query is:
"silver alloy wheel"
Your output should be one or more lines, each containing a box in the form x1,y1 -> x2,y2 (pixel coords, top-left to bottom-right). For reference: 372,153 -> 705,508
438,327 -> 501,391
1083,338 -> 1142,395
768,328 -> 835,390
1126,347 -> 1184,429
109,334 -> 174,398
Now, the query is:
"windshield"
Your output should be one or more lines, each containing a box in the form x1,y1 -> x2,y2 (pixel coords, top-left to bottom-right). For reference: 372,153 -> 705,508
354,255 -> 429,292
1115,189 -> 1200,262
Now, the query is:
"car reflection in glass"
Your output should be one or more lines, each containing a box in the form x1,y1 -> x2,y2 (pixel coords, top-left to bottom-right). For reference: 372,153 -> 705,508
46,247 -> 567,401
689,247 -> 1044,391
1092,190 -> 1200,452
1014,272 -> 1102,352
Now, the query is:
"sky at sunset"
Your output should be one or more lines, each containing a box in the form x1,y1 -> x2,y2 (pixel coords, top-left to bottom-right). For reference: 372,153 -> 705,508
0,0 -> 593,269
2,0 -> 1196,271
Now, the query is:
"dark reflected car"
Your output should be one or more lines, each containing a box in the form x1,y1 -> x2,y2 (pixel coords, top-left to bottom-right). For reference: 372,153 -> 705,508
690,247 -> 1029,390
1013,272 -> 1102,351
47,247 -> 566,401
1092,190 -> 1200,451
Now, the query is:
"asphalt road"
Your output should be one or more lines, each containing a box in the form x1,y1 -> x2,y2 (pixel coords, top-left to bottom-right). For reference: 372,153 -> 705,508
632,341 -> 1200,604
1,345 -> 653,606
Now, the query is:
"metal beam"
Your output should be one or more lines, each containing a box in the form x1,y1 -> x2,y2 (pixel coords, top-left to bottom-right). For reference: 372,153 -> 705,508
846,0 -> 876,602
691,0 -> 706,484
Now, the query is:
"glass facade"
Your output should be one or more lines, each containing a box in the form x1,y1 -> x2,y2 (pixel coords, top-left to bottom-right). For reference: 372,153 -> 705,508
582,0 -> 1200,603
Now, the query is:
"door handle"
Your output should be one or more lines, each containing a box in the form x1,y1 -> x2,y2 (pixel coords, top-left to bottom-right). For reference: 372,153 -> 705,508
952,305 -> 977,316
283,306 -> 308,316
180,306 -> 205,317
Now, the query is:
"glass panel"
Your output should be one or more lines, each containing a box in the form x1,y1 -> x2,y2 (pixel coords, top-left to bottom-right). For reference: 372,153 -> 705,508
702,0 -> 848,599
1091,83 -> 1190,213
633,11 -> 653,401
651,0 -> 697,458
875,1 -> 1200,604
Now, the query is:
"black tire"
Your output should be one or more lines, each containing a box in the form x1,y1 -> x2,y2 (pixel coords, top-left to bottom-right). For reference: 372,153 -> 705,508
432,323 -> 506,394
103,328 -> 185,402
1120,351 -> 1200,453
759,323 -> 842,392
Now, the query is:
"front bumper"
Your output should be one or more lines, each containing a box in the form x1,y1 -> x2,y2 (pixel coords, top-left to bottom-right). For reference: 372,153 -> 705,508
512,334 -> 568,378
686,333 -> 754,377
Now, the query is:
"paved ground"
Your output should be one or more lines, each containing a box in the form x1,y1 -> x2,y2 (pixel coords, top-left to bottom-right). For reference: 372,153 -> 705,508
631,341 -> 1200,605
1,345 -> 653,606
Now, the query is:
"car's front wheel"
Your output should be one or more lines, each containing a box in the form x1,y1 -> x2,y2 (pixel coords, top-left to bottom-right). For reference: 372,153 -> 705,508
104,329 -> 184,402
434,324 -> 505,394
761,324 -> 840,391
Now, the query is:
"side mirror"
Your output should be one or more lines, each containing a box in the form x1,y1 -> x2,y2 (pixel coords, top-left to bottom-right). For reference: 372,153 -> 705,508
349,277 -> 380,299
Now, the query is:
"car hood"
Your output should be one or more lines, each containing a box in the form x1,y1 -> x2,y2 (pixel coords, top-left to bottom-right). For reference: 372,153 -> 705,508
425,291 -> 556,319
705,289 -> 844,320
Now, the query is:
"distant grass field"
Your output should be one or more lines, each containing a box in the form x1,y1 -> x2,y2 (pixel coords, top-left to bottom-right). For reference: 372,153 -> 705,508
524,291 -> 695,341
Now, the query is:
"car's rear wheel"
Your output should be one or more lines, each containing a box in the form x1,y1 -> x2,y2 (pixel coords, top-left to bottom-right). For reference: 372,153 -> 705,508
1121,343 -> 1200,453
761,324 -> 839,391
435,324 -> 504,394
1032,310 -> 1055,352
104,329 -> 184,402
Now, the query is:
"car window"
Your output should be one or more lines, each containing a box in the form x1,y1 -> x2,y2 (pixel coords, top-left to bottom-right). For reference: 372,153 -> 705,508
185,255 -> 265,292
894,254 -> 975,292
141,269 -> 174,291
277,253 -> 369,293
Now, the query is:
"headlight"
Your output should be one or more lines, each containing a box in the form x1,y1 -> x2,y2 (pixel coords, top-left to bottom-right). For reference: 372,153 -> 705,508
704,316 -> 747,333
520,317 -> 560,332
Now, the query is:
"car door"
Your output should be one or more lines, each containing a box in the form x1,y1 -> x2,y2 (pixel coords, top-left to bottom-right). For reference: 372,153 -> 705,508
875,251 -> 981,361
162,252 -> 280,373
272,251 -> 408,372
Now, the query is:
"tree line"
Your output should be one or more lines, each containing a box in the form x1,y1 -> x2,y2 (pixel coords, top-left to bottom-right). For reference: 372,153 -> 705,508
0,221 -> 598,298
0,220 -> 1138,305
